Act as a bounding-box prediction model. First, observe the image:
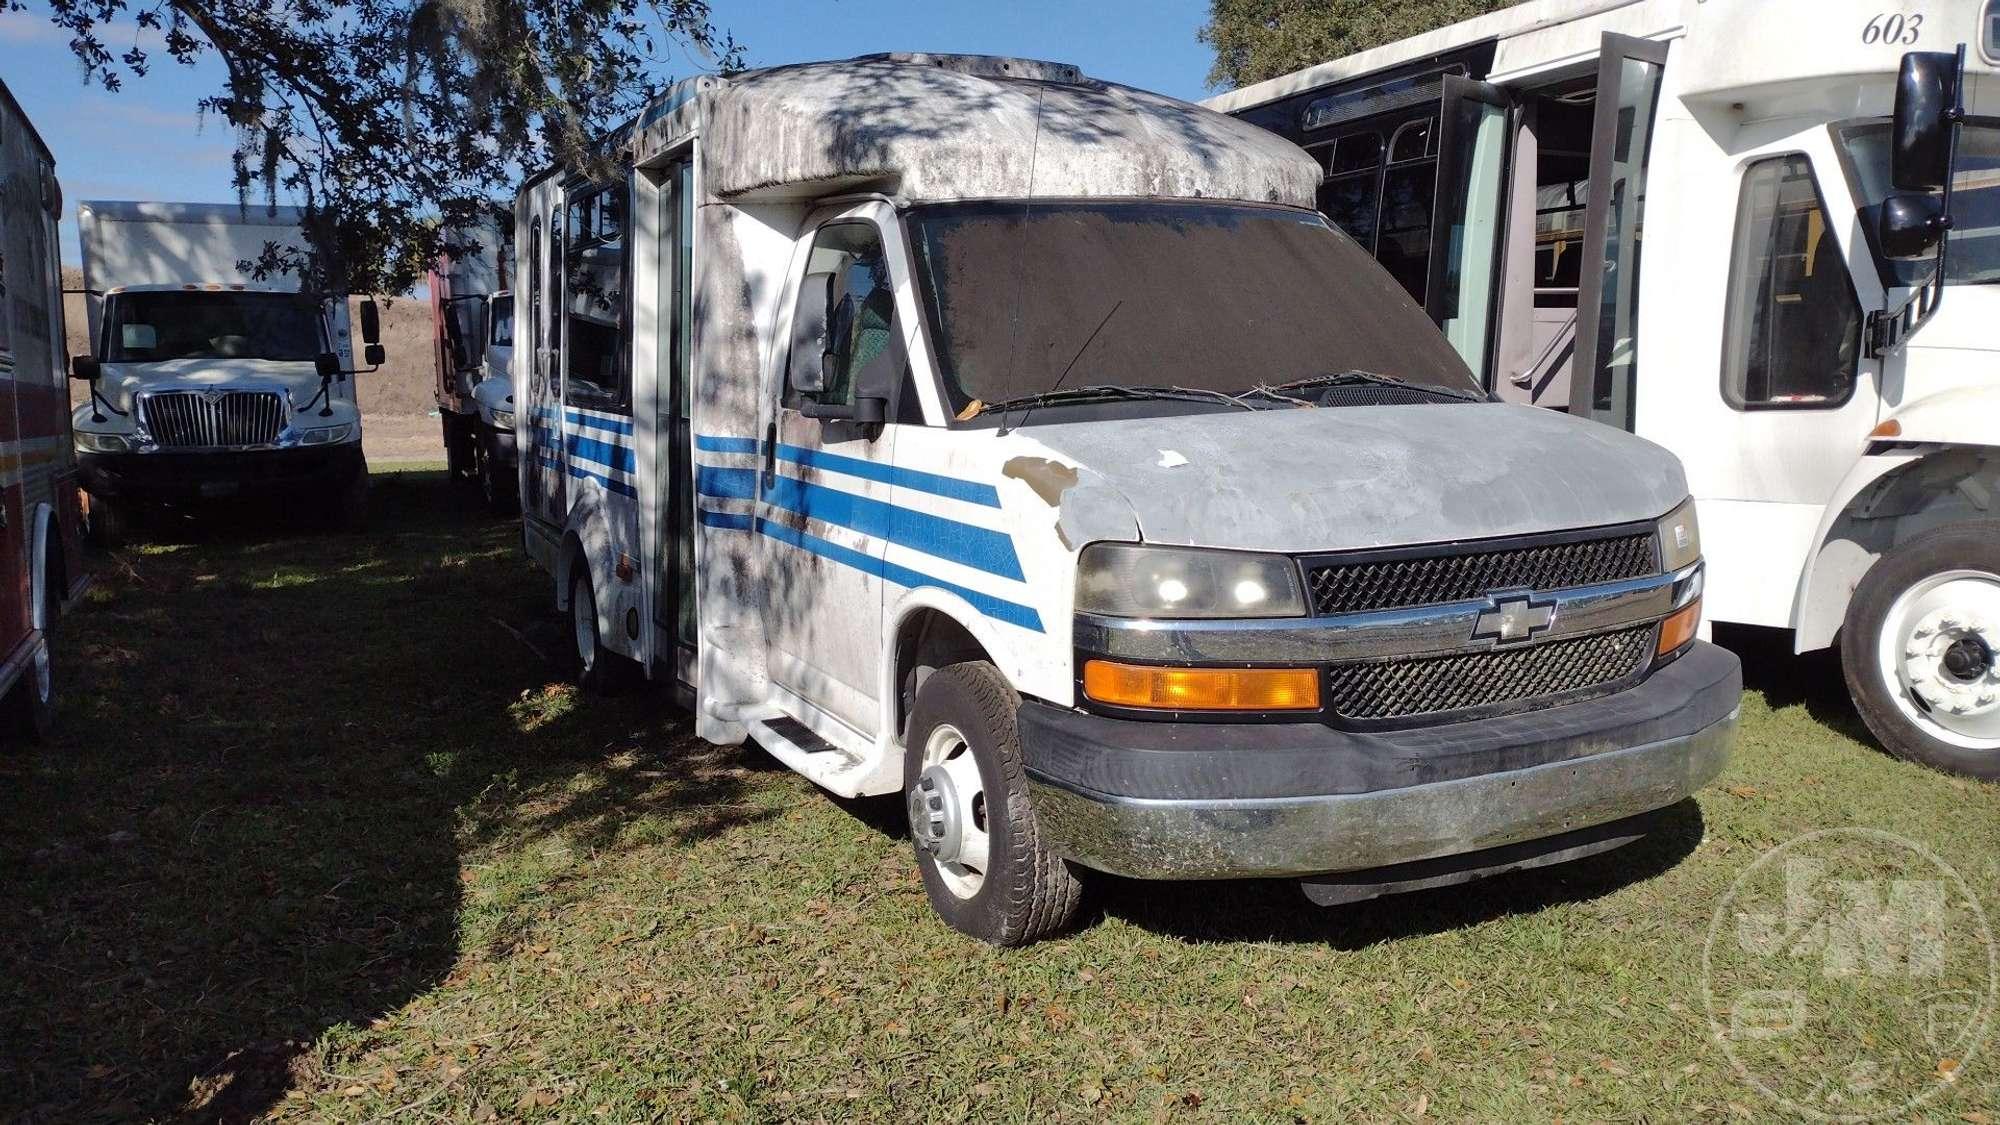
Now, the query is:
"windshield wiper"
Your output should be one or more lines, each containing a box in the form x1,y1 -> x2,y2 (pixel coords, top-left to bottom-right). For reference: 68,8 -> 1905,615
982,383 -> 1258,419
1250,369 -> 1488,404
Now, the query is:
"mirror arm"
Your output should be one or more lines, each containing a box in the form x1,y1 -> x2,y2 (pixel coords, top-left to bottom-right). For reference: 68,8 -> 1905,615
88,383 -> 127,424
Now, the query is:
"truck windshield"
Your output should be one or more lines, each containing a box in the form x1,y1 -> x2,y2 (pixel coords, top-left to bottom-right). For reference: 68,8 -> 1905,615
905,200 -> 1481,416
106,291 -> 325,363
1835,119 -> 2000,286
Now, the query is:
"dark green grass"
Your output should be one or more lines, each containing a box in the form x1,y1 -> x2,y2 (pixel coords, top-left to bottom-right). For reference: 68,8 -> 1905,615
0,469 -> 1994,1122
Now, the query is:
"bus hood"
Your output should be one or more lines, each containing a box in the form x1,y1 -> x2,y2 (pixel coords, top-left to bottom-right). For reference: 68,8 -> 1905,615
89,357 -> 332,414
1022,402 -> 1689,554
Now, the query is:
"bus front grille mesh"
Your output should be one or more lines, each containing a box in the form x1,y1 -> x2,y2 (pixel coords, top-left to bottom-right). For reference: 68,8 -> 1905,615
1323,625 -> 1655,721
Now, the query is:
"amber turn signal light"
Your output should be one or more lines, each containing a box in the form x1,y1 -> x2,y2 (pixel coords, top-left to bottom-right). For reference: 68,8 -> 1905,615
1657,599 -> 1702,657
1081,661 -> 1321,711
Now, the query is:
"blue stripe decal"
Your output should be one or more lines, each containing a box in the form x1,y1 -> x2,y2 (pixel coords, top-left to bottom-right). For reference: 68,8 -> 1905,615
691,434 -> 1000,507
696,467 -> 1023,580
569,462 -> 638,498
568,433 -> 636,474
696,435 -> 761,455
566,412 -> 635,436
640,84 -> 697,129
700,508 -> 1043,632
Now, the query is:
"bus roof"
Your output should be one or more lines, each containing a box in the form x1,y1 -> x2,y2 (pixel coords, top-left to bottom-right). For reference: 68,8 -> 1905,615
629,53 -> 1319,208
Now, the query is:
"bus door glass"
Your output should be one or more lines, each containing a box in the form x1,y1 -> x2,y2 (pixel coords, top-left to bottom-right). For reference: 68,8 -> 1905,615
1426,76 -> 1512,384
1574,33 -> 1669,432
652,157 -> 697,670
0,202 -> 25,652
525,195 -> 567,526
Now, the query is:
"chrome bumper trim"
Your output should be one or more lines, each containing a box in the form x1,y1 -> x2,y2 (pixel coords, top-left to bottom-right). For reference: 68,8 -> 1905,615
1074,564 -> 1702,665
1027,706 -> 1736,880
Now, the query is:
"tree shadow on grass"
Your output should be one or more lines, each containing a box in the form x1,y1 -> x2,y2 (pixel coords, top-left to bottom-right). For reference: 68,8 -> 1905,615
0,469 -> 757,1123
1088,798 -> 1706,948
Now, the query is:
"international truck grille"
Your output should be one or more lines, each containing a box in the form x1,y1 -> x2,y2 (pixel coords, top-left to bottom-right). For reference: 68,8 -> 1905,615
1323,624 -> 1654,721
1307,532 -> 1658,616
142,391 -> 286,448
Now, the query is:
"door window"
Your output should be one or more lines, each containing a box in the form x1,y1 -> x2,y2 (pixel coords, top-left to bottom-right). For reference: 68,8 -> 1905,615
563,184 -> 629,411
792,222 -> 897,411
1720,155 -> 1863,410
1575,37 -> 1667,431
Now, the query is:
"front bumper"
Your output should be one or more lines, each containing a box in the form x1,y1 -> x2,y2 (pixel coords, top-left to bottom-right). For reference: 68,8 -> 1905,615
77,444 -> 365,504
1022,640 -> 1741,880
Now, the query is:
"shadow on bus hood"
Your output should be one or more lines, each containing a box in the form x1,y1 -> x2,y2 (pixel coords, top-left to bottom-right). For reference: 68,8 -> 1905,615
90,357 -> 332,414
1023,401 -> 1688,554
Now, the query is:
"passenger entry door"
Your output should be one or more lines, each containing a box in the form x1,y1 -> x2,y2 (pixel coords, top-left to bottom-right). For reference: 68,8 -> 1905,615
524,194 -> 567,526
1426,76 -> 1512,385
758,213 -> 901,736
1573,34 -> 1670,433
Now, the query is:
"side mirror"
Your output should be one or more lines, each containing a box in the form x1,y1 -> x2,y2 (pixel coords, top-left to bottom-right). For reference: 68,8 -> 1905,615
788,271 -> 833,396
70,355 -> 100,382
364,343 -> 386,367
359,298 -> 382,345
315,352 -> 342,379
1892,51 -> 1960,191
1879,192 -> 1949,258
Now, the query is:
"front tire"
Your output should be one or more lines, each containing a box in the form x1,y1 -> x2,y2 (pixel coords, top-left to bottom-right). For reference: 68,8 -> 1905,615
87,495 -> 132,548
477,432 -> 517,515
1841,521 -> 2000,780
904,662 -> 1083,945
4,564 -> 59,748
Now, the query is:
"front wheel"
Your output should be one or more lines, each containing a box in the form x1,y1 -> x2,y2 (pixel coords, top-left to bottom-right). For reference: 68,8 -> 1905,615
477,434 -> 517,515
87,495 -> 132,548
569,569 -> 633,694
1841,521 -> 2000,780
904,662 -> 1083,945
4,568 -> 58,747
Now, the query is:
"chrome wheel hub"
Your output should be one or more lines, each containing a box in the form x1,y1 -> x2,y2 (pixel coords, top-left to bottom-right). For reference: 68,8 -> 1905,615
1880,571 -> 2000,749
912,722 -> 990,899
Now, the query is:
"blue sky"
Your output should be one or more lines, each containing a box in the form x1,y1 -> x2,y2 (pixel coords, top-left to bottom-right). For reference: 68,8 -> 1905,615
0,1 -> 1215,265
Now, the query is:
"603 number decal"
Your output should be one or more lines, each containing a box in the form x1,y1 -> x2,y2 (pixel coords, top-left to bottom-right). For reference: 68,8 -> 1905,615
1863,11 -> 1925,45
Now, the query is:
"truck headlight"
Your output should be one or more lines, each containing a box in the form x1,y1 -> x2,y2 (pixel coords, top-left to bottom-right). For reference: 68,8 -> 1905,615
1075,543 -> 1307,619
301,423 -> 355,445
1657,497 -> 1701,572
491,409 -> 516,430
75,431 -> 132,454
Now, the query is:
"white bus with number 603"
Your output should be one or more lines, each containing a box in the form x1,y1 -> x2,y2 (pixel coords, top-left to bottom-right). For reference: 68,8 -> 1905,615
517,53 -> 1740,944
1213,0 -> 2000,780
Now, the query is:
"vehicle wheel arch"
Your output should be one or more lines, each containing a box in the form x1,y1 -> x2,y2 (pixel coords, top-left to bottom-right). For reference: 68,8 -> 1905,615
1795,443 -> 2000,652
29,501 -> 62,631
883,592 -> 1017,750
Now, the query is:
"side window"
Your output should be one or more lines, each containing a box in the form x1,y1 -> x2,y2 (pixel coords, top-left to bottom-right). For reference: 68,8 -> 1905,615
792,222 -> 897,408
489,296 -> 513,347
563,184 -> 629,412
1721,155 -> 1862,410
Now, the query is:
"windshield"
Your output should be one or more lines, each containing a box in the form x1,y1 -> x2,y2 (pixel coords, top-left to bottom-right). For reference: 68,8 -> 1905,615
106,291 -> 325,363
905,200 -> 1480,417
1834,119 -> 2000,286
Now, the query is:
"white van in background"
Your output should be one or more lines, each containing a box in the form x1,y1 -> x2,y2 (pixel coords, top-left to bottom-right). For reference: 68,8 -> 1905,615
516,53 -> 1739,944
429,221 -> 518,510
69,201 -> 383,538
1212,0 -> 2000,779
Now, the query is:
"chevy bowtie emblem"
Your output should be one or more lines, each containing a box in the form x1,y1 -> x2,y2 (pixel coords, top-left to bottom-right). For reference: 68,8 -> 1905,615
1472,594 -> 1557,644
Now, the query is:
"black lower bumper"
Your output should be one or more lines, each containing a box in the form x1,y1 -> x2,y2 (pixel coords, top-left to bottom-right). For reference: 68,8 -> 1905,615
1020,641 -> 1742,879
486,426 -> 517,468
78,445 -> 365,504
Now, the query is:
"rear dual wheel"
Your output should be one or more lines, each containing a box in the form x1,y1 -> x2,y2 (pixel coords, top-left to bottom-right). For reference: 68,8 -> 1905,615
4,552 -> 59,747
1843,522 -> 2000,780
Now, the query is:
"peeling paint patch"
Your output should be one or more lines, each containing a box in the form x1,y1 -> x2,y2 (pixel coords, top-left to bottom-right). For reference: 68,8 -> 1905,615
1002,456 -> 1080,507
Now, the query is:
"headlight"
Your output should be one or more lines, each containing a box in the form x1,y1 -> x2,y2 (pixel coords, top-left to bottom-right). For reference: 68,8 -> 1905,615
1657,497 -> 1701,572
1075,543 -> 1307,619
491,409 -> 516,430
75,431 -> 132,454
301,423 -> 356,446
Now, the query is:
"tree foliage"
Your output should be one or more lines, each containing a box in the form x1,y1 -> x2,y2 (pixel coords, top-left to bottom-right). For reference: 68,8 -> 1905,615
1200,0 -> 1519,91
13,0 -> 741,293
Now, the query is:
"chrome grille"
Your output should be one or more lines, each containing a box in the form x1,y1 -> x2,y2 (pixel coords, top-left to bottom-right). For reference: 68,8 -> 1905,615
1323,625 -> 1654,721
1307,532 -> 1658,616
142,390 -> 286,448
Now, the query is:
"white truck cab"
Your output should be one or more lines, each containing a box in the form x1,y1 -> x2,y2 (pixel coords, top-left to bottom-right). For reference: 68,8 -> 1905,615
431,223 -> 518,510
69,202 -> 381,536
518,53 -> 1741,944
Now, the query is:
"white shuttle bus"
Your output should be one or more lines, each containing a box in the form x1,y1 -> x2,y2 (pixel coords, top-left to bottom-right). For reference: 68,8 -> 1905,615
518,53 -> 1740,944
1211,0 -> 2000,779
